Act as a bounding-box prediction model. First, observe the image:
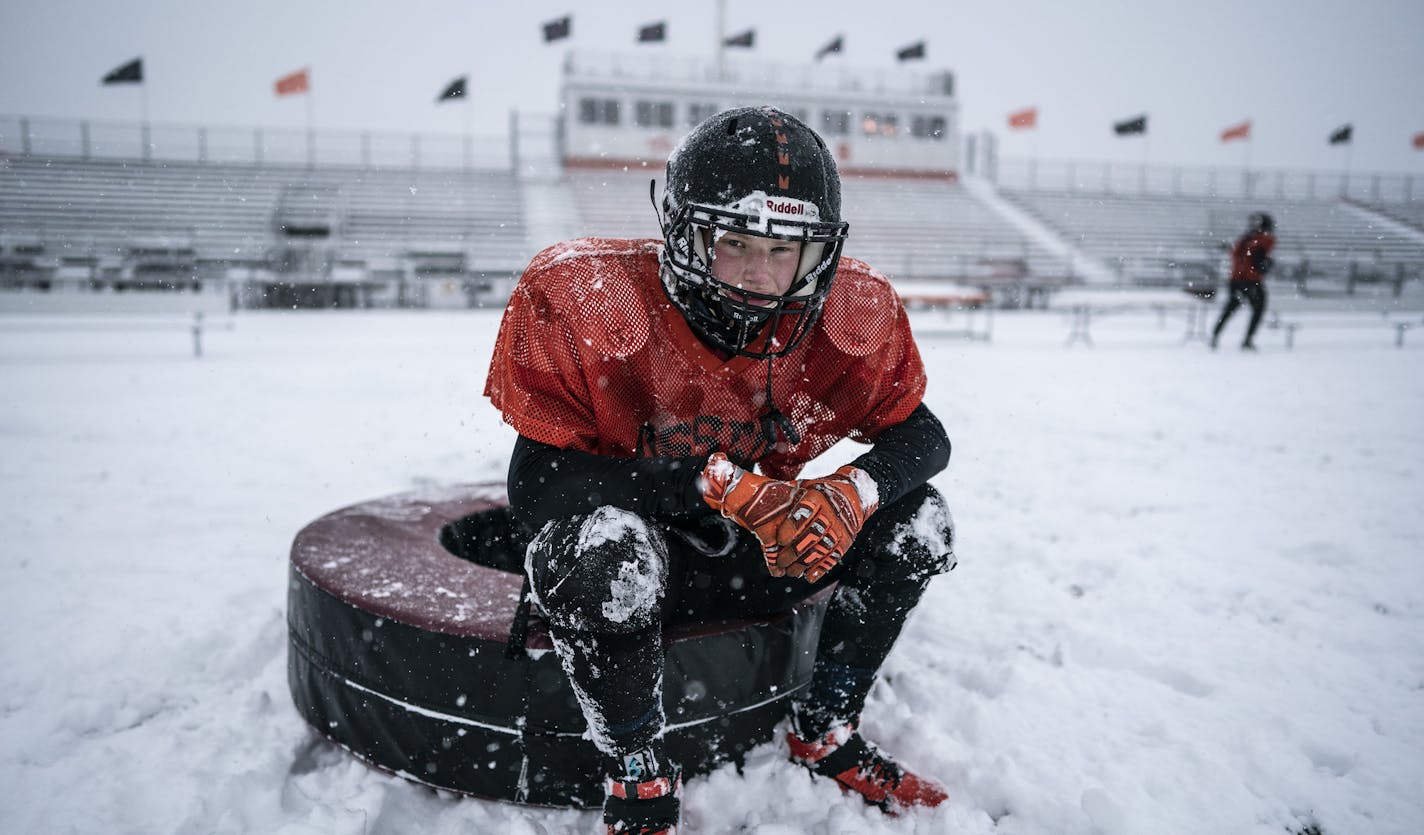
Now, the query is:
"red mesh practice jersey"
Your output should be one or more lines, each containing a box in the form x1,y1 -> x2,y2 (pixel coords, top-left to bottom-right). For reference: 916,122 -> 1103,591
1230,231 -> 1277,282
484,238 -> 927,481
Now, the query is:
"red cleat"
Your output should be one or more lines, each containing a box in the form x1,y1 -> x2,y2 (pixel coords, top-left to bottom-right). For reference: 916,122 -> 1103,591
787,723 -> 948,814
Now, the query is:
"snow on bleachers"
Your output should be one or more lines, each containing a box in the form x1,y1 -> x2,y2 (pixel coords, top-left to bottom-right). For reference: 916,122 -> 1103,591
564,169 -> 663,240
0,157 -> 280,261
1003,189 -> 1424,289
839,177 -> 1067,282
0,157 -> 534,279
1365,200 -> 1424,233
563,170 -> 1070,285
8,154 -> 1415,307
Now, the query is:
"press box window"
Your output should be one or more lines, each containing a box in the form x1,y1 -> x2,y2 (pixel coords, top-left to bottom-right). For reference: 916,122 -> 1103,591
911,115 -> 947,140
821,110 -> 851,136
635,101 -> 674,128
688,102 -> 720,126
578,98 -> 621,125
861,112 -> 899,137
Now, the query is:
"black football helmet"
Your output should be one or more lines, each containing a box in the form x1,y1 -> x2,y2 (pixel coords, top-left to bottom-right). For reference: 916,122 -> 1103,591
657,106 -> 849,358
1248,211 -> 1275,234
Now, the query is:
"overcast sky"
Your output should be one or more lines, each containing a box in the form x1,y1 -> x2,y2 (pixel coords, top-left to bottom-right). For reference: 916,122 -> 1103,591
2,0 -> 1422,173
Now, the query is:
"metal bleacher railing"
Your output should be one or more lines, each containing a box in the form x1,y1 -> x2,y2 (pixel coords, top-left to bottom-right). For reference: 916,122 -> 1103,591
0,113 -> 560,172
995,157 -> 1421,204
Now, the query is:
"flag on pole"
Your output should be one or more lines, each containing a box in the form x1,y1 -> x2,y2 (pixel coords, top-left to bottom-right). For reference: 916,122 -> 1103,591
102,57 -> 143,85
815,35 -> 844,61
437,76 -> 466,103
543,15 -> 571,42
1113,114 -> 1147,136
1414,132 -> 1424,150
1220,120 -> 1251,143
275,68 -> 309,96
1008,107 -> 1038,130
637,21 -> 666,43
723,29 -> 755,48
896,41 -> 926,61
1328,124 -> 1352,145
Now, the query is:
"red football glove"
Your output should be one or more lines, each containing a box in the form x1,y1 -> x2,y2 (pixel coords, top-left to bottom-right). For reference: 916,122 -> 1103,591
701,452 -> 800,577
773,467 -> 879,582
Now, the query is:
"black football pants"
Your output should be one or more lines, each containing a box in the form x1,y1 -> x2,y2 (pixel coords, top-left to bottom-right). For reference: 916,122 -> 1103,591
524,481 -> 956,759
1213,279 -> 1267,346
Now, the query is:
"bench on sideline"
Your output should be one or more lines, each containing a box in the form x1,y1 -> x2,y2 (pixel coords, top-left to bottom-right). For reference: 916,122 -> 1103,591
897,281 -> 994,342
1263,311 -> 1422,349
0,310 -> 234,358
1049,288 -> 1215,347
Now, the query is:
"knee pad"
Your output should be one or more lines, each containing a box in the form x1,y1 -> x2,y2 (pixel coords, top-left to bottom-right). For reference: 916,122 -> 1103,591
850,483 -> 957,583
524,507 -> 670,634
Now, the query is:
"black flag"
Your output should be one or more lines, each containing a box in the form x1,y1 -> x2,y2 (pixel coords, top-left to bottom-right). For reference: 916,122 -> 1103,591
896,41 -> 926,61
1114,114 -> 1148,136
542,15 -> 571,42
723,29 -> 755,48
637,22 -> 666,43
815,35 -> 844,61
1328,124 -> 1353,145
102,57 -> 143,85
437,76 -> 466,103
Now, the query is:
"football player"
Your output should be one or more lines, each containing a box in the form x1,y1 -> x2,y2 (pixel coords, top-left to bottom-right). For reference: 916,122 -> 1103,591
486,106 -> 956,834
1211,211 -> 1277,350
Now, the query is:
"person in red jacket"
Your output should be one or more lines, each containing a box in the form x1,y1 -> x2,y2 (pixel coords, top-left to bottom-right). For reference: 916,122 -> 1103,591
486,106 -> 955,834
1211,212 -> 1277,350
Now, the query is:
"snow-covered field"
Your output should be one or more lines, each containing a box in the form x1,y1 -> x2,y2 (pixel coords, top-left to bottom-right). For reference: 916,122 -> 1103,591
2,308 -> 1422,835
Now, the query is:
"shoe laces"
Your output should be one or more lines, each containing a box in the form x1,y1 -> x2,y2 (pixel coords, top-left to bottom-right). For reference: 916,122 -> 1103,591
856,746 -> 906,791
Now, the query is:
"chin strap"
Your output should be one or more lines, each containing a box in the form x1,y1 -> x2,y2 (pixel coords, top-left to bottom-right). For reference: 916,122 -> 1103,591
760,357 -> 800,447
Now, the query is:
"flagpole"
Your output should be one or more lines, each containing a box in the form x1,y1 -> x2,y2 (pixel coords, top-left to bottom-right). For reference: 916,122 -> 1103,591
1140,133 -> 1150,194
1243,135 -> 1252,197
1343,142 -> 1353,198
305,68 -> 315,168
464,83 -> 473,171
716,0 -> 726,80
140,80 -> 151,161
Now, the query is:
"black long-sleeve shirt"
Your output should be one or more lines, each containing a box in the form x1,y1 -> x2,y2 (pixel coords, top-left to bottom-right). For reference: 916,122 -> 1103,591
507,402 -> 950,528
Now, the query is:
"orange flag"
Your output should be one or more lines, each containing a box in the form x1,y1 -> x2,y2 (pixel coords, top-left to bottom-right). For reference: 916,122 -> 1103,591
1220,120 -> 1251,143
1007,107 -> 1037,130
275,68 -> 310,97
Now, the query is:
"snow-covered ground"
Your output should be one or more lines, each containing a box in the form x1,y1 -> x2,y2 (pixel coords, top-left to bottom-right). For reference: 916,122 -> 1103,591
2,308 -> 1422,835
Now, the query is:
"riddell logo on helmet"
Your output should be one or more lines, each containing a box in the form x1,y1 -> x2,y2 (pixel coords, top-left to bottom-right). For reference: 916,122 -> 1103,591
765,199 -> 805,215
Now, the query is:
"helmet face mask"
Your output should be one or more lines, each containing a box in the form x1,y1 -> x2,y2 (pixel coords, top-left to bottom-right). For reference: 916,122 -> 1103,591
666,194 -> 844,355
658,107 -> 849,358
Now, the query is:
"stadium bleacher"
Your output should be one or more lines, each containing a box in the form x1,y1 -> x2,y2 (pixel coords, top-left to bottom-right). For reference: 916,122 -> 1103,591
0,156 -> 532,308
563,169 -> 1067,305
838,177 -> 1068,287
1362,199 -> 1424,234
1001,189 -> 1424,296
3,151 -> 1421,311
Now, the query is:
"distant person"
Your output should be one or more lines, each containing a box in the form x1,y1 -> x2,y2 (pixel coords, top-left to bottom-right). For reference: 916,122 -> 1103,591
485,106 -> 955,834
1211,212 -> 1277,351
